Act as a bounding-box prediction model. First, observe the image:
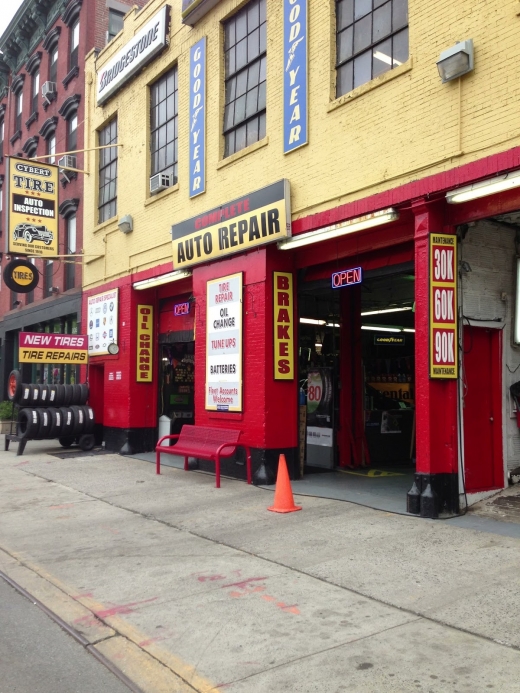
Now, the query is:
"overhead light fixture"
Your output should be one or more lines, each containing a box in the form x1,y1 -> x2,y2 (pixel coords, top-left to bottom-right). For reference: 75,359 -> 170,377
299,317 -> 326,325
403,328 -> 415,333
361,306 -> 413,316
361,325 -> 402,333
446,169 -> 520,204
133,269 -> 192,290
325,322 -> 340,328
278,208 -> 399,250
437,39 -> 474,83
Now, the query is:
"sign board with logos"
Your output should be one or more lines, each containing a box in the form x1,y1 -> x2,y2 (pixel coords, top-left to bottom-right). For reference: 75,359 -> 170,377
429,234 -> 458,378
172,180 -> 291,270
87,289 -> 119,356
136,305 -> 153,382
96,6 -> 169,105
273,272 -> 294,380
284,0 -> 308,153
331,266 -> 362,289
18,332 -> 88,364
189,37 -> 206,198
206,273 -> 242,412
3,259 -> 39,293
5,157 -> 59,257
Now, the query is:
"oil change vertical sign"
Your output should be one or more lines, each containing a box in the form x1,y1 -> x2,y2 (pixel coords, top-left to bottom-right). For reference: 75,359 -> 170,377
283,0 -> 308,153
189,37 -> 206,197
137,305 -> 153,382
429,234 -> 458,378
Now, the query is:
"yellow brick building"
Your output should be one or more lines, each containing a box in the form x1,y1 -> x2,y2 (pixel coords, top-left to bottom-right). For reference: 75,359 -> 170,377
82,0 -> 520,517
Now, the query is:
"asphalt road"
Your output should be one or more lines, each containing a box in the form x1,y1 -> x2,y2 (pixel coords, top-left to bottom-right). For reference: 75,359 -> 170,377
0,578 -> 132,693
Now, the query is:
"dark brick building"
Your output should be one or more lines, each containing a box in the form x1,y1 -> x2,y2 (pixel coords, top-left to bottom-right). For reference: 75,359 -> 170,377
0,0 -> 147,393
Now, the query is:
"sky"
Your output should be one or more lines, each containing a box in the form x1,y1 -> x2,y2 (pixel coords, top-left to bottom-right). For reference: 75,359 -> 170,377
0,0 -> 24,42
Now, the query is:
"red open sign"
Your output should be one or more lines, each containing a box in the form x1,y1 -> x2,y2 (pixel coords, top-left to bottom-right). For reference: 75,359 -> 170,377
331,267 -> 362,289
174,302 -> 190,316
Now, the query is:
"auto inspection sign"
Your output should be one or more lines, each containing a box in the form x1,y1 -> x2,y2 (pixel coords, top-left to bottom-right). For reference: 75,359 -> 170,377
5,156 -> 59,257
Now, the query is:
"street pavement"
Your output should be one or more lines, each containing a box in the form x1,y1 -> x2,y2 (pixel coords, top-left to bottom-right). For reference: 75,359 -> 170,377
1,440 -> 520,692
0,578 -> 132,693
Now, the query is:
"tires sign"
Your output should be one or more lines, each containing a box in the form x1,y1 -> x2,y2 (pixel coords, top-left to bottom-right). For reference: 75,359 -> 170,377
3,258 -> 39,293
5,156 -> 59,257
18,332 -> 88,364
429,234 -> 458,378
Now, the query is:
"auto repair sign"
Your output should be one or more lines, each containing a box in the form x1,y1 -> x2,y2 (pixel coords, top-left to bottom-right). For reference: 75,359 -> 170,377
6,156 -> 59,257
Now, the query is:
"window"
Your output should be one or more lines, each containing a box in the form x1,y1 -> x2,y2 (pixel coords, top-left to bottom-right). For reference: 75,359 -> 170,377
47,133 -> 56,164
223,0 -> 266,157
150,67 -> 178,183
68,114 -> 78,153
70,20 -> 80,70
26,259 -> 35,305
65,215 -> 76,290
336,0 -> 408,97
49,48 -> 58,83
32,71 -> 40,114
98,119 -> 118,223
0,185 -> 3,236
15,92 -> 23,133
44,260 -> 54,297
108,9 -> 125,43
0,118 -> 4,160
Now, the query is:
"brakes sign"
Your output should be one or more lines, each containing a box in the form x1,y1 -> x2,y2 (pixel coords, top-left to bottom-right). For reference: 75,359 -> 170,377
429,234 -> 457,379
18,332 -> 88,364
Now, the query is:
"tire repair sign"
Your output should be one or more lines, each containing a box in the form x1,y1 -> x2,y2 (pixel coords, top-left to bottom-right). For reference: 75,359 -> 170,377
429,234 -> 458,379
18,332 -> 88,364
5,156 -> 59,257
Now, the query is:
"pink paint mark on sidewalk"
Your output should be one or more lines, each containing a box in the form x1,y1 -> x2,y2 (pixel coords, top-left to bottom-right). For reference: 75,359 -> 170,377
196,574 -> 226,582
49,503 -> 75,510
94,597 -> 158,619
14,461 -> 30,466
221,577 -> 268,589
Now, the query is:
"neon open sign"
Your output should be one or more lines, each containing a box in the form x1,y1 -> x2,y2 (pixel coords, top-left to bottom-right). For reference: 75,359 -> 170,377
331,267 -> 363,289
174,301 -> 191,316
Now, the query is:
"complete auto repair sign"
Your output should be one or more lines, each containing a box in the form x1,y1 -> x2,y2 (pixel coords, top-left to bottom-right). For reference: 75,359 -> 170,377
429,234 -> 458,378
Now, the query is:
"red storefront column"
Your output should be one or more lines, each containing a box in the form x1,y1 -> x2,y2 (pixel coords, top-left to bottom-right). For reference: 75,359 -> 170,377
409,198 -> 459,517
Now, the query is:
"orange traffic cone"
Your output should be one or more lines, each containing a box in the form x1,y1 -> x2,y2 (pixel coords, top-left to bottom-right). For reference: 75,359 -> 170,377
268,454 -> 302,513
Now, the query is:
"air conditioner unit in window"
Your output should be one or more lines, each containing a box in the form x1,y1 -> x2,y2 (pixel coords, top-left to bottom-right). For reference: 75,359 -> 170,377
150,172 -> 172,195
58,155 -> 77,170
42,81 -> 57,102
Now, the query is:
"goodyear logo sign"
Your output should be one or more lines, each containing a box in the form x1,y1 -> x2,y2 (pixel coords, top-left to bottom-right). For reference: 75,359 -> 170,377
171,180 -> 291,270
6,157 -> 59,257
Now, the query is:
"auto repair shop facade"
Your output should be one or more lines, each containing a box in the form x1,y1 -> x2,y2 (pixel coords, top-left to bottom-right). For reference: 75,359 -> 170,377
82,0 -> 520,516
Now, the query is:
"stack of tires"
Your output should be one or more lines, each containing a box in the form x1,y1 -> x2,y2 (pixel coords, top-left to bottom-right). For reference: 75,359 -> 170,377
7,370 -> 95,451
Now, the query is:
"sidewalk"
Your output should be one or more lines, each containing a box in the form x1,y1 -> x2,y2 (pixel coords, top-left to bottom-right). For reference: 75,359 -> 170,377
1,440 -> 520,692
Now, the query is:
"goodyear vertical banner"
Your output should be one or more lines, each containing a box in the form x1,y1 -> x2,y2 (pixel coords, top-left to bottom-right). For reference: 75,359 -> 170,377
189,37 -> 206,197
274,272 -> 294,380
284,0 -> 308,153
429,234 -> 458,378
136,305 -> 153,382
6,157 -> 59,257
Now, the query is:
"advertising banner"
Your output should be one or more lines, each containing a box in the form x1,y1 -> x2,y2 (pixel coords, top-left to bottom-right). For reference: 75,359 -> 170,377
429,234 -> 458,378
189,37 -> 206,198
136,305 -> 153,382
306,368 -> 333,427
206,273 -> 242,411
3,259 -> 39,293
18,332 -> 88,364
96,6 -> 169,105
284,0 -> 308,153
87,288 -> 119,356
172,180 -> 291,270
6,157 -> 59,257
273,271 -> 294,380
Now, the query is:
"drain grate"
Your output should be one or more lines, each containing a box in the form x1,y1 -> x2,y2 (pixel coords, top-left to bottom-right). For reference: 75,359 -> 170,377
50,448 -> 110,459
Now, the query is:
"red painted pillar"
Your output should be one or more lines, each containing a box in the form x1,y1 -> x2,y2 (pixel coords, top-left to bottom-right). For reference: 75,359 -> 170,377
411,198 -> 459,517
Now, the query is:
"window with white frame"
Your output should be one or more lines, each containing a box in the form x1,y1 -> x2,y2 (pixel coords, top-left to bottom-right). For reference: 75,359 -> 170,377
65,215 -> 76,289
68,113 -> 78,153
32,70 -> 40,115
107,9 -> 125,43
150,67 -> 178,183
49,47 -> 58,83
47,133 -> 56,164
70,20 -> 80,70
15,91 -> 23,132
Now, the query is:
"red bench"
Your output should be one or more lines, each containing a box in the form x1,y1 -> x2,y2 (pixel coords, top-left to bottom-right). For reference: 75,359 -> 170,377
155,424 -> 252,488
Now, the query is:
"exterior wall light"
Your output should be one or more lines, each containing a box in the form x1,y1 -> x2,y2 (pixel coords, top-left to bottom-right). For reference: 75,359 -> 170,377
118,215 -> 133,234
133,270 -> 192,290
437,40 -> 474,83
446,169 -> 520,204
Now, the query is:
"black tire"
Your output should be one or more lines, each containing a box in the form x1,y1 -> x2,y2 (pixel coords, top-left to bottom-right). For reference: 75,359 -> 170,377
70,405 -> 85,436
71,384 -> 82,405
19,384 -> 33,405
54,385 -> 66,407
17,408 -> 40,439
39,385 -> 50,406
30,384 -> 41,406
7,370 -> 22,402
63,385 -> 74,407
37,409 -> 52,439
59,407 -> 75,437
58,436 -> 75,448
48,385 -> 58,407
78,383 -> 89,405
79,434 -> 95,451
80,406 -> 95,433
48,408 -> 63,438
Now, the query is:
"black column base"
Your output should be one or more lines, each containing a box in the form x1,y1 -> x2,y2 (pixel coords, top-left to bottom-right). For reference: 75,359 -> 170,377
407,472 -> 459,518
103,426 -> 156,455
